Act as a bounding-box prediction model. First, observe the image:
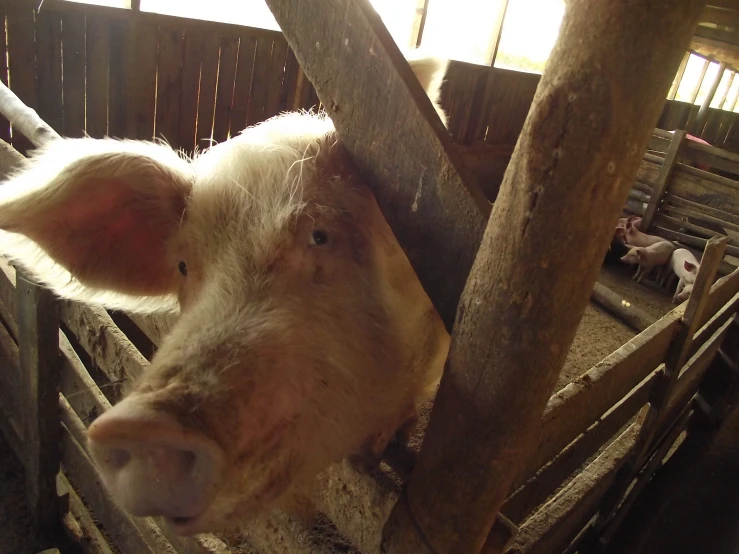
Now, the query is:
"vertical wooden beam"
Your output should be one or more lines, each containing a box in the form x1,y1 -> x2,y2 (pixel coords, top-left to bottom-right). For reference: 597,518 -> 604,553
17,270 -> 61,529
641,130 -> 685,232
667,51 -> 690,100
692,61 -> 727,135
381,0 -> 705,552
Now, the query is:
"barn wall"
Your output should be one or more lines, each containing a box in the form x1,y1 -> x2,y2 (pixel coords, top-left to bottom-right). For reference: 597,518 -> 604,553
1,0 -> 737,184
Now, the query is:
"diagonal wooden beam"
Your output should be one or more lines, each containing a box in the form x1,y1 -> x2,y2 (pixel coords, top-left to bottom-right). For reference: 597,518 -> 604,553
262,0 -> 490,331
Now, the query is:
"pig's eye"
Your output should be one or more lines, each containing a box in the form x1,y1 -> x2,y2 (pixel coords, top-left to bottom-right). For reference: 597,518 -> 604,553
310,230 -> 328,246
178,261 -> 188,276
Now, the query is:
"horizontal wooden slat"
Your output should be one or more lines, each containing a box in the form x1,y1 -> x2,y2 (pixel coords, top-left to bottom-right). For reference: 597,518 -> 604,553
60,301 -> 148,391
663,315 -> 734,425
503,367 -> 660,524
126,312 -> 176,348
700,267 -> 739,328
653,225 -> 739,258
57,472 -> 117,554
508,424 -> 639,554
664,193 -> 739,227
655,213 -> 734,242
59,330 -> 112,427
662,202 -> 739,234
514,309 -> 682,491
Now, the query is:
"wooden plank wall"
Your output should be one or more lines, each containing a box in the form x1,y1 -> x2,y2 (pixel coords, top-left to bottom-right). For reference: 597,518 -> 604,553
0,0 -> 320,155
0,0 -> 736,187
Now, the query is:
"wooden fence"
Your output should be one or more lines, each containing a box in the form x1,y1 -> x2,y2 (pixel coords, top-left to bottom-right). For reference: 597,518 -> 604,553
621,128 -> 739,275
1,1 -> 739,553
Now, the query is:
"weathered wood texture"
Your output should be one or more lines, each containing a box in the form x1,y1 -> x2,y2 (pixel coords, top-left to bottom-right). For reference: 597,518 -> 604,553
379,0 -> 704,550
1,0 -> 318,154
17,271 -> 61,528
264,0 -> 491,330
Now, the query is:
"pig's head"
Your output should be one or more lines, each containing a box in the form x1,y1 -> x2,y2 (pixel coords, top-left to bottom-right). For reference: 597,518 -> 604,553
620,247 -> 641,265
0,57 -> 451,534
683,259 -> 699,284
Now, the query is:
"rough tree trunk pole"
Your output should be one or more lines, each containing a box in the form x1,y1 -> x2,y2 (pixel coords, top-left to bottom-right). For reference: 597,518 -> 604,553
381,1 -> 705,553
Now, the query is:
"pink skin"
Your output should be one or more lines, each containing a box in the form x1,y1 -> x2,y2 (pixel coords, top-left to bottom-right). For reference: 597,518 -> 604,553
620,241 -> 675,283
666,249 -> 700,303
623,220 -> 666,248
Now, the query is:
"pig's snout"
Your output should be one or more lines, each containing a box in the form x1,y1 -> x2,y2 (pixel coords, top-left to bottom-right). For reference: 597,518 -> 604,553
87,402 -> 225,532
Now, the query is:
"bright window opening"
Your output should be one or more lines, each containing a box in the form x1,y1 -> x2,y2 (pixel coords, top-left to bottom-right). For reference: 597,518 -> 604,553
369,0 -> 417,49
674,54 -> 709,103
140,0 -> 280,30
419,0 -> 507,65
710,70 -> 733,109
494,0 -> 565,74
726,77 -> 739,112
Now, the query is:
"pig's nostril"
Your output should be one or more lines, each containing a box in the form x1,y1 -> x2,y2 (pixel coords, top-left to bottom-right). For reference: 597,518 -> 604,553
106,447 -> 131,470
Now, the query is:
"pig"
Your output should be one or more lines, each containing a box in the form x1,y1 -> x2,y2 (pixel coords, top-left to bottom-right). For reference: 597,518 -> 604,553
623,220 -> 668,248
0,56 -> 451,535
660,248 -> 700,303
620,240 -> 676,283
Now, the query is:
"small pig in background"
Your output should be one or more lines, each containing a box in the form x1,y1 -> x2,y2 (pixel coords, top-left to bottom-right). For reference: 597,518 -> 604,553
620,241 -> 676,283
659,248 -> 700,303
623,220 -> 667,248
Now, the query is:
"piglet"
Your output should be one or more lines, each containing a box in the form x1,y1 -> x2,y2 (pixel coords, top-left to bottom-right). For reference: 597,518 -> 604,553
661,248 -> 700,303
624,220 -> 666,248
620,240 -> 676,283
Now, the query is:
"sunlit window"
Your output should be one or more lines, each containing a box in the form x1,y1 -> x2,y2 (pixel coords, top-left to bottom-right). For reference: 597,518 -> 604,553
368,0 -> 417,49
140,0 -> 280,29
419,0 -> 507,65
494,0 -> 565,74
674,54 -> 709,103
64,0 -> 126,7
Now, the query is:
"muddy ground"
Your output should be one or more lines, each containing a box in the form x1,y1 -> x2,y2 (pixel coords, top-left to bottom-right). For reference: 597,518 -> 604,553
0,263 -> 681,553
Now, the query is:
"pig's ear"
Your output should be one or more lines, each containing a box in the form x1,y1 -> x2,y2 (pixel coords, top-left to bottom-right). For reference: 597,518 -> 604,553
406,52 -> 449,128
636,248 -> 646,261
684,260 -> 698,273
0,138 -> 193,299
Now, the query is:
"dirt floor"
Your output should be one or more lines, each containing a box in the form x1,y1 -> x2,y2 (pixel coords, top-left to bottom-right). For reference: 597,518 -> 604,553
0,261 -> 685,553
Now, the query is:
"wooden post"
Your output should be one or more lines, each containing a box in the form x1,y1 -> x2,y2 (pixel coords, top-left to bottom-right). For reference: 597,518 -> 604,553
691,61 -> 727,135
641,129 -> 685,231
17,270 -> 61,528
667,51 -> 690,100
583,236 -> 728,551
380,0 -> 705,552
